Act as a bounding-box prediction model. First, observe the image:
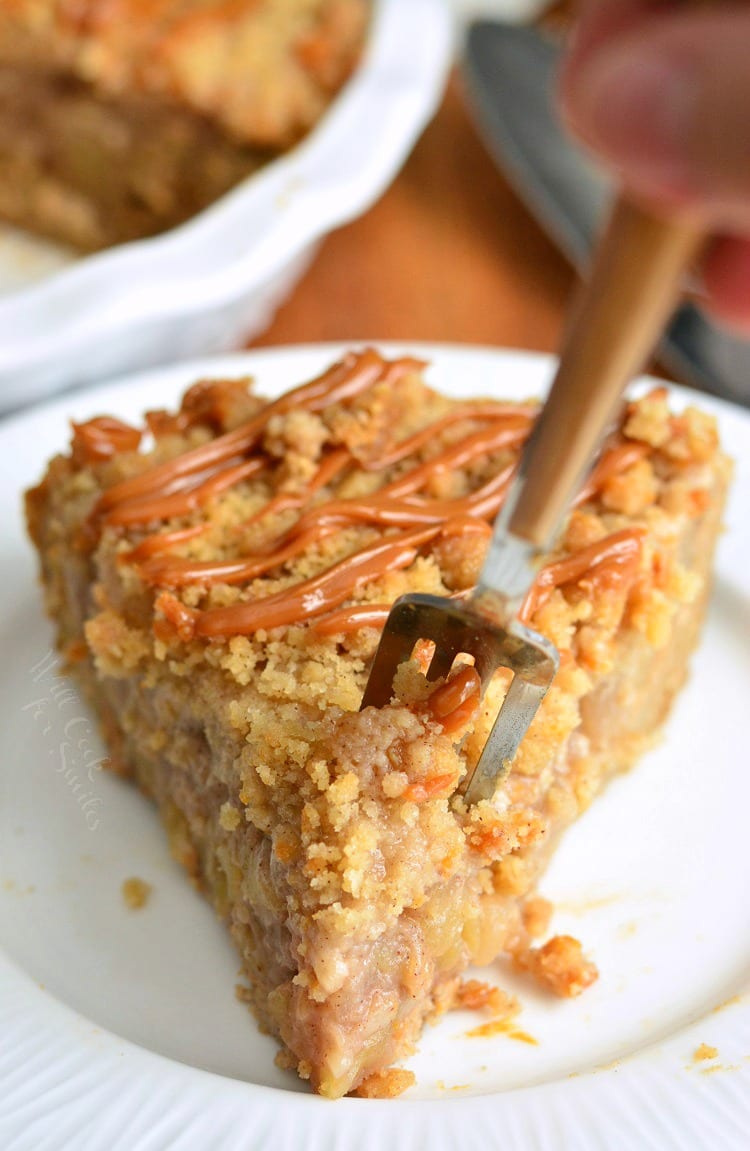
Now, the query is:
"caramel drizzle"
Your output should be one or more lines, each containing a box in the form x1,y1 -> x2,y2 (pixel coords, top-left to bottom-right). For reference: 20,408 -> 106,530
137,470 -> 512,588
291,470 -> 513,532
123,524 -> 209,565
71,417 -> 142,463
312,604 -> 393,635
105,458 -> 266,528
519,527 -> 645,623
145,522 -> 342,589
155,519 -> 644,642
86,351 -> 426,537
94,349 -> 418,519
131,402 -> 524,589
426,665 -> 482,735
155,520 -> 492,642
358,404 -> 536,472
375,421 -> 528,500
239,447 -> 352,530
156,523 -> 448,640
72,350 -> 654,643
575,439 -> 650,505
310,526 -> 645,637
145,378 -> 255,438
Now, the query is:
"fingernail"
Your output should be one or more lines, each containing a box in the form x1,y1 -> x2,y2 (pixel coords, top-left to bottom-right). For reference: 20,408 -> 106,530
574,49 -> 695,190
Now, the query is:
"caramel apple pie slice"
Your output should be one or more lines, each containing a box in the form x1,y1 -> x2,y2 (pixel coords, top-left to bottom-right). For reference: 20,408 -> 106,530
26,349 -> 730,1097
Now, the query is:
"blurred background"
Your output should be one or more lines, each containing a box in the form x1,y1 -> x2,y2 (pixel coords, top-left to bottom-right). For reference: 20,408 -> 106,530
0,0 -> 747,409
254,0 -> 750,408
256,0 -> 571,355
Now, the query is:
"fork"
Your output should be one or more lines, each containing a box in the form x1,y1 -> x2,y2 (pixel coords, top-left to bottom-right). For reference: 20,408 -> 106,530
360,195 -> 705,804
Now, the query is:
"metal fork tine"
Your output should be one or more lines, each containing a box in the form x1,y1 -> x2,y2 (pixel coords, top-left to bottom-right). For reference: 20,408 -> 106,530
425,642 -> 458,682
472,647 -> 503,693
361,588 -> 558,805
359,599 -> 429,710
463,670 -> 551,805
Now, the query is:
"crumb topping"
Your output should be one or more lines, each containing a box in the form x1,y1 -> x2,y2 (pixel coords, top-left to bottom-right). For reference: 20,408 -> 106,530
352,1067 -> 416,1098
514,934 -> 599,998
121,876 -> 152,909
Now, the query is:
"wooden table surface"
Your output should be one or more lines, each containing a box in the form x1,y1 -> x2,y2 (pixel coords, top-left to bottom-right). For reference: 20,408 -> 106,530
254,75 -> 577,355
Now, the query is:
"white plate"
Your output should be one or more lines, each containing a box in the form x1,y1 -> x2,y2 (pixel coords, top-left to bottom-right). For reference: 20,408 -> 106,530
0,0 -> 452,415
1,345 -> 749,1150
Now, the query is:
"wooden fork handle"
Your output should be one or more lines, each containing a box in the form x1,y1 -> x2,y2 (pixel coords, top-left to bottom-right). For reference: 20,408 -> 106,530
507,195 -> 704,549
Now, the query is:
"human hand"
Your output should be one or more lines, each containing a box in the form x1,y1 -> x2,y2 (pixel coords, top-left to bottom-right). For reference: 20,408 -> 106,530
559,0 -> 750,333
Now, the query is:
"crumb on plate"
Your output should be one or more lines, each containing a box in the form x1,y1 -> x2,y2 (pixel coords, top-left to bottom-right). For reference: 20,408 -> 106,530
122,876 -> 152,909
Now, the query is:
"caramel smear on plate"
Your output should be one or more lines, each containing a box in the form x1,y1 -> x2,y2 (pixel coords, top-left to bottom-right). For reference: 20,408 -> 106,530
453,978 -> 520,1018
465,1018 -> 539,1045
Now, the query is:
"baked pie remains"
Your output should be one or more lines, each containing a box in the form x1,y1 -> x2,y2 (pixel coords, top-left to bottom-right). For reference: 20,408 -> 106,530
0,0 -> 368,249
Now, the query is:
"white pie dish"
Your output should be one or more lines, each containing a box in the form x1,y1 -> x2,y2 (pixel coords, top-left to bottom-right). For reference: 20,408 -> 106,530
0,0 -> 451,415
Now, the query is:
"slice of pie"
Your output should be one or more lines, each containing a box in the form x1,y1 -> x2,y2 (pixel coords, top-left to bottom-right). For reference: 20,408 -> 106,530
25,348 -> 730,1097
